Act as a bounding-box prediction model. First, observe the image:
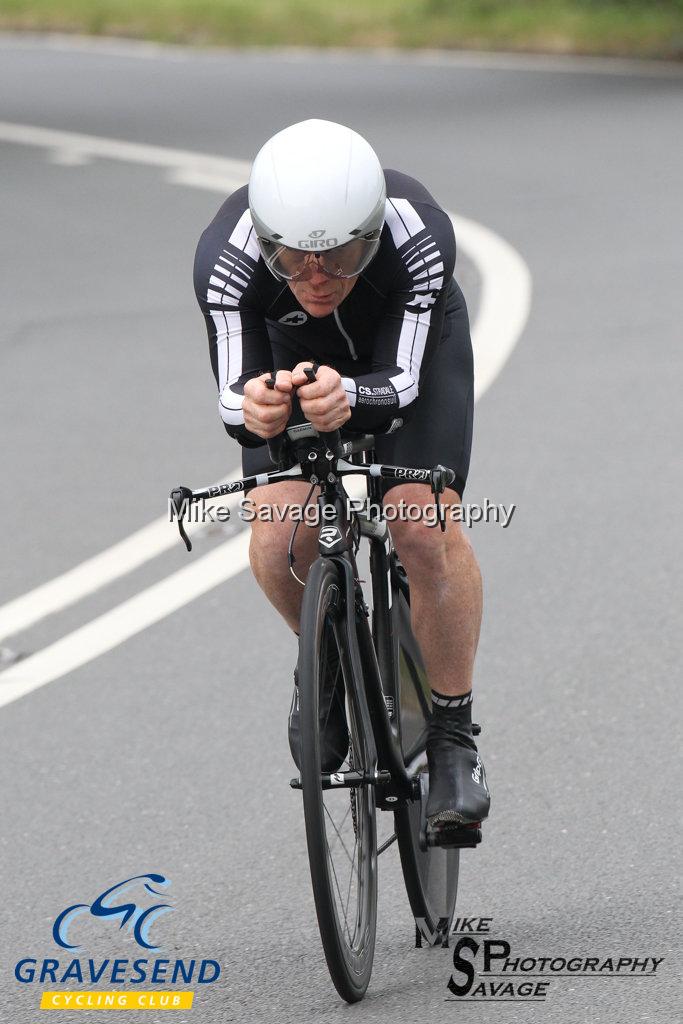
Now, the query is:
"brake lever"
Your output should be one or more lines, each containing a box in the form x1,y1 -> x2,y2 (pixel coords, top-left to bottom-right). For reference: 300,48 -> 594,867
435,489 -> 445,532
170,486 -> 194,552
430,464 -> 456,533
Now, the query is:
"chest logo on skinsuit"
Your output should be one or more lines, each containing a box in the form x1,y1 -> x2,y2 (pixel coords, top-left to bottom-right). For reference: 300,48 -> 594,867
279,311 -> 308,326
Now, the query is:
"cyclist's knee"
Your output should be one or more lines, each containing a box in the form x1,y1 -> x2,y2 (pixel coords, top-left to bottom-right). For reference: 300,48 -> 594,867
387,485 -> 469,577
249,518 -> 291,560
391,519 -> 448,575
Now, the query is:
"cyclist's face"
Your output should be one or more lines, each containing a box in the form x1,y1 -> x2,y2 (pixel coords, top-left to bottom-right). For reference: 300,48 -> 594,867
287,265 -> 358,318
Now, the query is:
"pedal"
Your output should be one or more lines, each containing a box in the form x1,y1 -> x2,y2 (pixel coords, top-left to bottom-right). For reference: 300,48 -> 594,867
425,822 -> 482,849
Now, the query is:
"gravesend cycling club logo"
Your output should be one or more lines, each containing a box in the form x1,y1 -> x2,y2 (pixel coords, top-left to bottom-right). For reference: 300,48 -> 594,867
53,873 -> 172,951
13,872 -> 222,1012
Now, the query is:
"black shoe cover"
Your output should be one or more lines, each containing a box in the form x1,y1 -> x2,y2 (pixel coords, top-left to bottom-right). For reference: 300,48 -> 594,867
426,713 -> 490,827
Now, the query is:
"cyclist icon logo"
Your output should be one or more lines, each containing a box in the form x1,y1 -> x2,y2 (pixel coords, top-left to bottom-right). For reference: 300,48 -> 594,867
52,873 -> 173,952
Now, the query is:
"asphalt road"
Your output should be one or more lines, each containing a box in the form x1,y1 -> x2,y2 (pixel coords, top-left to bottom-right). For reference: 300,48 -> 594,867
0,36 -> 681,1024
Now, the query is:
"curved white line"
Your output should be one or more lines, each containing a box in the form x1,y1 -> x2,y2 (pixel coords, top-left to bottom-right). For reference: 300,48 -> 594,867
0,120 -> 249,188
453,213 -> 532,401
0,531 -> 251,708
0,471 -> 243,642
0,121 -> 531,707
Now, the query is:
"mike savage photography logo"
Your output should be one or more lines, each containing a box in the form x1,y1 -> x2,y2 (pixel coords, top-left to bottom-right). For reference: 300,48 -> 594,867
14,872 -> 221,1012
438,917 -> 665,1005
169,496 -> 517,530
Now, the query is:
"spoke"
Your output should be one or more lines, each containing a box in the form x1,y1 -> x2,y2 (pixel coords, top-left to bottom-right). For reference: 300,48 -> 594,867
324,801 -> 360,947
343,830 -> 359,927
332,800 -> 353,836
326,834 -> 354,945
324,791 -> 365,949
324,802 -> 358,873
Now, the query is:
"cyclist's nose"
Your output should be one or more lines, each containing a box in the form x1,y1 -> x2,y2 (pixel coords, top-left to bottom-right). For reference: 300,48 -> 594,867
307,259 -> 330,286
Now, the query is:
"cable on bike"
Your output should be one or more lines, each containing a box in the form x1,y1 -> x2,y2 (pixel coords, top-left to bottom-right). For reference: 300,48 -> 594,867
288,481 -> 317,588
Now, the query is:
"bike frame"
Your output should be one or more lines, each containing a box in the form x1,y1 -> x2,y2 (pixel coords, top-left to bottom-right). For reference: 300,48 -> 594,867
170,428 -> 452,811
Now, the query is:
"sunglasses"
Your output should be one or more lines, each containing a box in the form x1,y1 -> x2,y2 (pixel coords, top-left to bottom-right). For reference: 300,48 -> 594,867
258,233 -> 380,282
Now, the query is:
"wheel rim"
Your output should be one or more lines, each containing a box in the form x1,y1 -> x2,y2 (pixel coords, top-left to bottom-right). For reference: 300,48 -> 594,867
299,560 -> 377,1000
317,611 -> 375,966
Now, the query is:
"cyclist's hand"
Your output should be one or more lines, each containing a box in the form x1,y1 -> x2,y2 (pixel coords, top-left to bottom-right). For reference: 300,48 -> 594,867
243,371 -> 293,438
292,362 -> 351,432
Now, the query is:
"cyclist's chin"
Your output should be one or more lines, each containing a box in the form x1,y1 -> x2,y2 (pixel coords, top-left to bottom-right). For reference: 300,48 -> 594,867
299,296 -> 339,318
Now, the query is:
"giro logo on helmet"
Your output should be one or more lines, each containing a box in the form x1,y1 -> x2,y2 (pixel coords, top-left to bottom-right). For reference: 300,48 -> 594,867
308,229 -> 326,238
298,236 -> 339,249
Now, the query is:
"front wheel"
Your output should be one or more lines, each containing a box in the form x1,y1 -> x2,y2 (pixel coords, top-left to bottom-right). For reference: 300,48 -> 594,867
298,557 -> 377,1002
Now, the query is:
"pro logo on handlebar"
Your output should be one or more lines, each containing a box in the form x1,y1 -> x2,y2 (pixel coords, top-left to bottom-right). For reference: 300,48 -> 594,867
393,468 -> 430,481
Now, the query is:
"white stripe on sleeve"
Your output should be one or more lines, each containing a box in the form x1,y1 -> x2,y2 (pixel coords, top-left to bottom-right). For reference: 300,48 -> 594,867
388,369 -> 418,407
341,376 -> 357,408
385,198 -> 426,248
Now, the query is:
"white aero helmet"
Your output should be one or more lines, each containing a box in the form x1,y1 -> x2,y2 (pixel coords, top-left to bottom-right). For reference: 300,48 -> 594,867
248,119 -> 386,282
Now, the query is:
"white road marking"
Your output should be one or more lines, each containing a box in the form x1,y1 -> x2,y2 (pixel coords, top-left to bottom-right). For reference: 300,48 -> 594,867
0,472 -> 242,642
0,531 -> 251,709
0,120 -> 532,707
0,121 -> 249,191
48,148 -> 91,166
458,214 -> 532,401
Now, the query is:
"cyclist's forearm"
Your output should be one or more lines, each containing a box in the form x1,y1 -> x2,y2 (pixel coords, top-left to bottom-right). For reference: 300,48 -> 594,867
341,369 -> 416,430
219,368 -> 279,447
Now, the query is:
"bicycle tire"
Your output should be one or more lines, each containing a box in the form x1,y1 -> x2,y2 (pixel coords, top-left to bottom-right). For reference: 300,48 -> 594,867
392,585 -> 460,946
298,557 -> 377,1001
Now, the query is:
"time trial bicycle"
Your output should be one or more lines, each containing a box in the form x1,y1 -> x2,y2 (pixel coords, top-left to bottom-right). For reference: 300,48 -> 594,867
170,373 -> 482,1002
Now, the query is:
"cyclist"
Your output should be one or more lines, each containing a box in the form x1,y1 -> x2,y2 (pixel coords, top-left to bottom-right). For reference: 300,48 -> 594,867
194,119 -> 490,833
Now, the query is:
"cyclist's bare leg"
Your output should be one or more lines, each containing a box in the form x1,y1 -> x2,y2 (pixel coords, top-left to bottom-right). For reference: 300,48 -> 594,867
246,481 -> 320,633
247,479 -> 483,697
386,484 -> 482,698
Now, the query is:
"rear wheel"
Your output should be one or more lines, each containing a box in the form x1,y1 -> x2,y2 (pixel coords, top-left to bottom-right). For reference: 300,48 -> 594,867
298,558 -> 377,1001
391,581 -> 460,946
